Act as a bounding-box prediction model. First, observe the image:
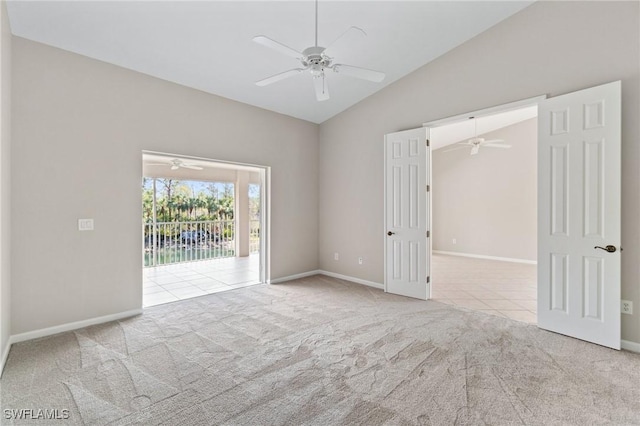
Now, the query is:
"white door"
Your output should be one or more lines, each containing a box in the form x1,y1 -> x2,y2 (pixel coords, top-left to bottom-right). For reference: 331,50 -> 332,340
538,81 -> 621,349
384,128 -> 430,299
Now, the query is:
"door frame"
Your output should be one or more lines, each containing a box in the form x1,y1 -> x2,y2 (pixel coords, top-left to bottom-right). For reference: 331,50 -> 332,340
419,95 -> 546,297
383,95 -> 547,299
141,150 -> 271,284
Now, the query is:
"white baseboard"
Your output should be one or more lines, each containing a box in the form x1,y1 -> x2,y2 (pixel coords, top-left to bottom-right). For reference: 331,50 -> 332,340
268,269 -> 384,290
621,339 -> 640,353
9,308 -> 143,345
269,270 -> 321,284
433,250 -> 537,265
318,270 -> 384,290
0,338 -> 11,378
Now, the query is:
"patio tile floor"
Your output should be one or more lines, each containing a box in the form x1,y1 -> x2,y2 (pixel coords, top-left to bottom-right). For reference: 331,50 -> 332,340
143,254 -> 260,307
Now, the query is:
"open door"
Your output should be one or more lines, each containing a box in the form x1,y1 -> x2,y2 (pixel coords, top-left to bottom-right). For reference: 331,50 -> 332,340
384,127 -> 430,300
538,81 -> 621,349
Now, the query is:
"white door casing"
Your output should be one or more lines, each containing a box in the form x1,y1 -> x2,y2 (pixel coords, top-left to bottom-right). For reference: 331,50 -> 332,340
538,81 -> 621,349
384,128 -> 430,300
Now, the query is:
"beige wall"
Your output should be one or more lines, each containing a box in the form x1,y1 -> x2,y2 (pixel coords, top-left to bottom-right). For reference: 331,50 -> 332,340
0,0 -> 11,366
11,37 -> 319,335
318,2 -> 640,343
432,118 -> 537,261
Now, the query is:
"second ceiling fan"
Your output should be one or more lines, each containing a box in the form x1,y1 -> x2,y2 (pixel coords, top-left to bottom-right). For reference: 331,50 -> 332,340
253,0 -> 386,101
444,117 -> 512,156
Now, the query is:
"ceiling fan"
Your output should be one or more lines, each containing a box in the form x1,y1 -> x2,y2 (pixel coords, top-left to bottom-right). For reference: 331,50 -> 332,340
252,0 -> 386,101
146,159 -> 203,171
444,117 -> 512,155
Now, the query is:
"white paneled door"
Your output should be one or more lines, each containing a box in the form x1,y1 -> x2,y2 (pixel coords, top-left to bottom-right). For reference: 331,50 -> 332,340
384,128 -> 430,300
538,81 -> 621,349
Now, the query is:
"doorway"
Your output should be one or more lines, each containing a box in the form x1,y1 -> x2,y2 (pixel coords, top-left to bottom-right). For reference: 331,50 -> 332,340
429,106 -> 538,323
385,82 -> 622,349
141,152 -> 269,307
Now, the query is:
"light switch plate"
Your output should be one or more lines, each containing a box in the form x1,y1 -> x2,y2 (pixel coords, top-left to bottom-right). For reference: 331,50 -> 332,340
78,219 -> 94,231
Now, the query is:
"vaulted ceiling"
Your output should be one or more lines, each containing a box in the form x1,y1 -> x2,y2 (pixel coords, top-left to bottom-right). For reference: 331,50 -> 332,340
7,1 -> 534,123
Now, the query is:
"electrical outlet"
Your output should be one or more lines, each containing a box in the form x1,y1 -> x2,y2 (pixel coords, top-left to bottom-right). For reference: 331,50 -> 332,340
622,300 -> 633,315
452,238 -> 457,245
358,257 -> 363,265
334,252 -> 339,261
78,218 -> 94,231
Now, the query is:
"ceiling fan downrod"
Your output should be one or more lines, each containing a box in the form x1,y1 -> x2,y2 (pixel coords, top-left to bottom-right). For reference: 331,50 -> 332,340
315,0 -> 318,48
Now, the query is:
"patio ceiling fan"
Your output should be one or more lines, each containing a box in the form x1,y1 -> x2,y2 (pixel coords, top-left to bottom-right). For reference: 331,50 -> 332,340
146,159 -> 203,171
444,117 -> 512,155
252,0 -> 385,101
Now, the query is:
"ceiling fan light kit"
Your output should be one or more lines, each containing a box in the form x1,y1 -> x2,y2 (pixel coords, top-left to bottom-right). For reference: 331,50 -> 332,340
253,0 -> 385,101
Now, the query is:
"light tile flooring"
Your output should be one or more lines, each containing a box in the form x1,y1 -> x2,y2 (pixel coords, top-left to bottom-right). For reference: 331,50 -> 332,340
143,254 -> 260,307
431,253 -> 537,324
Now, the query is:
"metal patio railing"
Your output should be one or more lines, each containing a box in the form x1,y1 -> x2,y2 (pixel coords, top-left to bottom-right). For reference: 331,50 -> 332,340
143,220 -> 235,267
249,219 -> 260,254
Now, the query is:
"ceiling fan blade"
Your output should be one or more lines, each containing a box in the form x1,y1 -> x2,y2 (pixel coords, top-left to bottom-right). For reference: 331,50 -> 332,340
313,75 -> 330,101
322,26 -> 366,58
442,145 -> 468,153
483,143 -> 512,149
481,139 -> 505,144
331,64 -> 385,83
146,163 -> 169,166
171,165 -> 180,170
252,35 -> 303,59
182,165 -> 204,170
256,68 -> 306,87
470,145 -> 480,155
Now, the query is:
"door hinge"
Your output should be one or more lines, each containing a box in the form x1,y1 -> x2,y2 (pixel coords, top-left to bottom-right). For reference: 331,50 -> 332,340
426,230 -> 430,238
427,276 -> 430,284
426,185 -> 430,192
426,139 -> 430,147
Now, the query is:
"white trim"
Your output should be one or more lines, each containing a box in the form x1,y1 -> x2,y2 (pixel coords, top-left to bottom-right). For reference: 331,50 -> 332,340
433,250 -> 537,265
0,338 -> 11,377
261,167 -> 271,284
9,309 -> 143,345
423,95 -> 547,128
319,270 -> 384,290
383,133 -> 388,293
269,270 -> 321,284
621,339 -> 640,353
268,269 -> 384,290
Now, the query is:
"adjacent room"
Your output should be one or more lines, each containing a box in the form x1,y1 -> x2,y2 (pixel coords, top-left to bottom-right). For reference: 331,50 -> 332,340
1,1 -> 639,424
430,107 -> 538,323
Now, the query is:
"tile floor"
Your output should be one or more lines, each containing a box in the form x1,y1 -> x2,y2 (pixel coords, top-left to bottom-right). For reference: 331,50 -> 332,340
143,254 -> 260,307
431,253 -> 537,324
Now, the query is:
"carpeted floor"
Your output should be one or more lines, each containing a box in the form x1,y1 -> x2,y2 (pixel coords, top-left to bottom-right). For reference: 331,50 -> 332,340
2,275 -> 640,425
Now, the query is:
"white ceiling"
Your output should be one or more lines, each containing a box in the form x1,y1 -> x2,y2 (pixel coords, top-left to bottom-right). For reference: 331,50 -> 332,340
143,153 -> 262,172
6,1 -> 534,124
430,105 -> 538,150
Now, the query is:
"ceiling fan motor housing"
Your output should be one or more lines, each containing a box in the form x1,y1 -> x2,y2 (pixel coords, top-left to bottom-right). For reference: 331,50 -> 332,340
302,46 -> 332,76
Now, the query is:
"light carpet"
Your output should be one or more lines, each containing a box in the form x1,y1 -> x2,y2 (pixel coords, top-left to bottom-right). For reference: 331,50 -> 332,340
1,275 -> 640,425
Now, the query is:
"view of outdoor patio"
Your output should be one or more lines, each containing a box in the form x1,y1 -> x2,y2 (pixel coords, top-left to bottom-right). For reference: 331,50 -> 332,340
142,175 -> 261,306
143,178 -> 260,266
